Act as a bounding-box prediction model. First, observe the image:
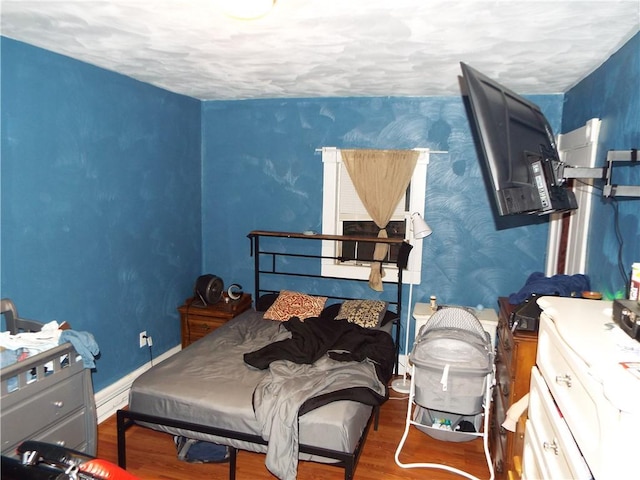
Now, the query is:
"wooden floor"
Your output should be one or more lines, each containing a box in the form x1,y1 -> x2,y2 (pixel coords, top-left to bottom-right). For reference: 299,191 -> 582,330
97,384 -> 492,480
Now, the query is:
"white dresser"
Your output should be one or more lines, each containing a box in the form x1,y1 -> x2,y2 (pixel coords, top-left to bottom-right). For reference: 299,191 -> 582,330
522,296 -> 640,479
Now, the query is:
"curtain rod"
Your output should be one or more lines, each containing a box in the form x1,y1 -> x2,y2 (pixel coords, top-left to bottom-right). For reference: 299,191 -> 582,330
314,147 -> 447,154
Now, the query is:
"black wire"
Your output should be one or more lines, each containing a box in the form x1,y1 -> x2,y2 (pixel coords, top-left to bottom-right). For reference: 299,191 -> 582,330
148,341 -> 154,367
573,177 -> 603,192
570,179 -> 628,288
610,198 -> 629,288
141,333 -> 155,366
396,317 -> 410,372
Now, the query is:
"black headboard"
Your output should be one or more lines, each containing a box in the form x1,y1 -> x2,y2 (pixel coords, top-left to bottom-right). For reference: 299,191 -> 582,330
247,230 -> 410,374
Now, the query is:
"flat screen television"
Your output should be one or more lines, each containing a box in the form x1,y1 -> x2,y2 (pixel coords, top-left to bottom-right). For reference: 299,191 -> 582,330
460,62 -> 577,216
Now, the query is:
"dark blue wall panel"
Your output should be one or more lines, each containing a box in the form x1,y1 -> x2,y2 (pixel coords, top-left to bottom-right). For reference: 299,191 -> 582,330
1,38 -> 202,390
563,32 -> 640,298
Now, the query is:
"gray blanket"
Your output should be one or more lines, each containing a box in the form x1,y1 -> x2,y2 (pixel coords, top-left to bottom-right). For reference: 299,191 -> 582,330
246,317 -> 394,480
253,356 -> 387,480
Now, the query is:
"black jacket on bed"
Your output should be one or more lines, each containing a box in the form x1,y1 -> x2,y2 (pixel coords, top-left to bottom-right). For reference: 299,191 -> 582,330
243,316 -> 396,384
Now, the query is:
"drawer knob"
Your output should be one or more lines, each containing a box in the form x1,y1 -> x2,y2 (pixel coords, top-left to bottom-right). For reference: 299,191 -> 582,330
555,374 -> 572,388
543,440 -> 559,455
53,401 -> 64,408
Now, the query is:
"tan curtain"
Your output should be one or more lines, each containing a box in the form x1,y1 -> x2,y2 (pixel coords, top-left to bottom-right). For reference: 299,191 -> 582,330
342,149 -> 419,291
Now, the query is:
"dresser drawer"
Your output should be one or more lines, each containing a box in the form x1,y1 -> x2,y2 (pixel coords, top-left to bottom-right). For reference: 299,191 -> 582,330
490,389 -> 507,475
495,348 -> 511,403
525,367 -> 591,479
521,420 -> 543,480
1,371 -> 86,451
34,409 -> 89,451
533,297 -> 640,480
536,318 -> 600,468
492,433 -> 506,476
497,321 -> 515,370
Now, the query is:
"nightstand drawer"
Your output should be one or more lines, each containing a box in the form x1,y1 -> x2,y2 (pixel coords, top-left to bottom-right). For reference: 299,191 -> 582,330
179,294 -> 252,347
187,318 -> 226,340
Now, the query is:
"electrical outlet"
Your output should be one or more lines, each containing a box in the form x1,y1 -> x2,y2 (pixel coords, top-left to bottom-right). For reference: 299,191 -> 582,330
139,331 -> 147,348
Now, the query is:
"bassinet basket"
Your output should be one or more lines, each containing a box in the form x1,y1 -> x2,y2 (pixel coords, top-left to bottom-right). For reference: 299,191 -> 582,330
410,307 -> 493,420
395,306 -> 495,479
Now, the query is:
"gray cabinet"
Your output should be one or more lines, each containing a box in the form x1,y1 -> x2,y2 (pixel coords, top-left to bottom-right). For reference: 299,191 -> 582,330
1,342 -> 97,457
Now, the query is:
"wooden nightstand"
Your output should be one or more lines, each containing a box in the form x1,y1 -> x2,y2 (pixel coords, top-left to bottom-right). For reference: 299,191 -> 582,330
178,293 -> 252,348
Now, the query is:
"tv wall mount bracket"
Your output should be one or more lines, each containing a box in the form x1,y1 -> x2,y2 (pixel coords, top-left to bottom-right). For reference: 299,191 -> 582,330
561,149 -> 640,198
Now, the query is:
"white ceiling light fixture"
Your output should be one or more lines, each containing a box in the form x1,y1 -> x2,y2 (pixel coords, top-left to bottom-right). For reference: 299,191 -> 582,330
218,0 -> 276,20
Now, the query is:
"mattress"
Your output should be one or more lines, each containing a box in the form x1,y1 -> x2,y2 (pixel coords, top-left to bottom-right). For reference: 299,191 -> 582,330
128,309 -> 374,459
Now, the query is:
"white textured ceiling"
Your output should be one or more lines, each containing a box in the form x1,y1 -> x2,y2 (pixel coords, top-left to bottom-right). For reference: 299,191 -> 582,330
1,0 -> 639,100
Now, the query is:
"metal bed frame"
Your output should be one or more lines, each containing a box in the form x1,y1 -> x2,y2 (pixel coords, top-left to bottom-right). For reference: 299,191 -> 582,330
118,408 -> 377,480
248,230 -> 408,373
117,230 -> 409,480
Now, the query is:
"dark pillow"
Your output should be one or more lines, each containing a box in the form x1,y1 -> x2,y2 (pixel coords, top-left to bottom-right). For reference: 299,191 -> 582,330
380,310 -> 398,327
256,293 -> 279,312
319,303 -> 342,321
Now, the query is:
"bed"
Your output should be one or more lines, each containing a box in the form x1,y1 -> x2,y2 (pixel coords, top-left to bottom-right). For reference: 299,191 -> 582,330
117,230 -> 409,480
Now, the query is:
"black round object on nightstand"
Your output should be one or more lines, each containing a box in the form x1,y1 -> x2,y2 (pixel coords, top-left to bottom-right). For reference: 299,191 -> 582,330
194,274 -> 224,306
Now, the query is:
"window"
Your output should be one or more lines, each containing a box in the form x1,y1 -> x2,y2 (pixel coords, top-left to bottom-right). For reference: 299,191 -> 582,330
321,147 -> 429,285
341,220 -> 406,264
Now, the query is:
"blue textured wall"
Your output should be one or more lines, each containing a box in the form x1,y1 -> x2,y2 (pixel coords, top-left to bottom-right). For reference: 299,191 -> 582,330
1,38 -> 202,390
563,32 -> 640,298
202,96 -> 562,348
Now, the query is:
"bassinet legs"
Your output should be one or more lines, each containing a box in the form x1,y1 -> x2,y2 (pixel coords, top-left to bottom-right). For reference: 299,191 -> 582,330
394,365 -> 495,480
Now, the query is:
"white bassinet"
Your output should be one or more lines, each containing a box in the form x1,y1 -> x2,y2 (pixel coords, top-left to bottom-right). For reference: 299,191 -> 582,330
395,306 -> 495,480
